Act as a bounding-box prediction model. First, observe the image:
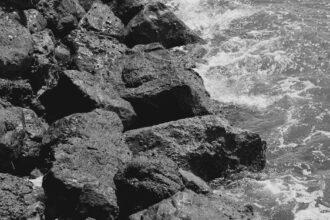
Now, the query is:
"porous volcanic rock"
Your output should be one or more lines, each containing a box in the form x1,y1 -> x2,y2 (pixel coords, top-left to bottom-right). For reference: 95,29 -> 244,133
114,154 -> 184,217
124,1 -> 204,48
119,43 -> 213,128
125,115 -> 267,181
129,190 -> 257,220
0,173 -> 45,219
38,69 -> 137,127
37,0 -> 85,36
42,109 -> 132,219
0,105 -> 47,175
0,14 -> 34,78
79,2 -> 124,40
24,9 -> 47,33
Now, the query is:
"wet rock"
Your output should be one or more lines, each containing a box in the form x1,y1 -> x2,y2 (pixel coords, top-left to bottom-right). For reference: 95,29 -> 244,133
124,2 -> 204,48
0,173 -> 45,219
129,190 -> 257,220
42,110 -> 132,220
179,169 -> 211,194
120,43 -> 212,128
37,0 -> 85,36
0,106 -> 47,175
114,154 -> 184,217
125,115 -> 267,181
38,70 -> 136,127
0,15 -> 33,78
79,2 -> 124,40
68,29 -> 126,87
24,9 -> 47,33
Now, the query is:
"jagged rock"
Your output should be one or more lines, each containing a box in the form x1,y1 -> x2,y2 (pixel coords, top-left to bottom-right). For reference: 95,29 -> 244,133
120,43 -> 212,128
0,106 -> 47,175
37,0 -> 85,36
179,169 -> 211,194
42,110 -> 132,220
124,2 -> 204,48
0,14 -> 33,78
111,0 -> 151,25
0,173 -> 45,219
79,2 -> 124,40
129,190 -> 257,220
125,115 -> 267,181
24,9 -> 47,33
67,29 -> 126,87
114,154 -> 184,217
54,42 -> 72,68
38,70 -> 137,127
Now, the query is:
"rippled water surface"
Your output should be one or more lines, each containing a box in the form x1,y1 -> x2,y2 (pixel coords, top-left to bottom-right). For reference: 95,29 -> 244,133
166,0 -> 330,219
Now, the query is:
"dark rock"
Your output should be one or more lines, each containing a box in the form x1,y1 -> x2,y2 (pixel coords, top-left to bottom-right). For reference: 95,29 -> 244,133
38,70 -> 137,127
0,173 -> 45,219
0,14 -> 33,78
179,169 -> 211,194
129,190 -> 257,220
124,2 -> 204,48
79,2 -> 124,40
42,109 -> 132,220
0,106 -> 47,175
0,78 -> 34,107
2,0 -> 40,9
67,29 -> 126,87
125,115 -> 267,181
37,0 -> 85,36
55,42 -> 72,67
120,43 -> 212,128
111,0 -> 150,25
114,154 -> 184,217
24,9 -> 47,33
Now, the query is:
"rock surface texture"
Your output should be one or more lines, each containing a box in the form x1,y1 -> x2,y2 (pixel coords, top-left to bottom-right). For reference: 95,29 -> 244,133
0,0 -> 267,219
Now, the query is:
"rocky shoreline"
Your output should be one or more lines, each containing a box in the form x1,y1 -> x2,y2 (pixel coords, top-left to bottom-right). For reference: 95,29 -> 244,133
0,0 -> 267,219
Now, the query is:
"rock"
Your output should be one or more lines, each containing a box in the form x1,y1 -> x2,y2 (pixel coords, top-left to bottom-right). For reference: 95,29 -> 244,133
42,109 -> 132,219
111,0 -> 150,25
0,106 -> 48,175
37,0 -> 85,36
125,115 -> 267,181
0,15 -> 34,78
79,2 -> 124,40
179,169 -> 211,194
2,0 -> 40,9
0,78 -> 34,107
24,9 -> 47,33
114,154 -> 184,217
54,42 -> 72,68
0,173 -> 45,219
120,43 -> 212,128
124,2 -> 204,48
67,29 -> 126,87
129,190 -> 257,220
38,70 -> 137,127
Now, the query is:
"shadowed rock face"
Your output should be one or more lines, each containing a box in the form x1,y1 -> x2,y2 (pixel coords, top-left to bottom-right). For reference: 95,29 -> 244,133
129,190 -> 257,220
0,173 -> 45,219
125,115 -> 267,181
124,2 -> 204,48
114,154 -> 184,218
42,110 -> 132,219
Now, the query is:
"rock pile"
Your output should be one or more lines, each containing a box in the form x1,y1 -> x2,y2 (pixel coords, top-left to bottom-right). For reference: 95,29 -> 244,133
0,0 -> 267,219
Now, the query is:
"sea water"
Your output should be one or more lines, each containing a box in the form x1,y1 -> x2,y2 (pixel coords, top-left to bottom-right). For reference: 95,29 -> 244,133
166,0 -> 330,219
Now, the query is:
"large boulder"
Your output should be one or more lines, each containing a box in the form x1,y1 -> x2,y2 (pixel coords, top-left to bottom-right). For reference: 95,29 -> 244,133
39,70 -> 136,127
24,9 -> 47,33
37,0 -> 85,36
119,43 -> 212,128
114,154 -> 184,217
111,0 -> 151,25
67,29 -> 126,87
0,105 -> 47,175
0,14 -> 34,78
79,2 -> 124,40
125,115 -> 267,181
42,109 -> 132,219
0,173 -> 45,219
129,190 -> 257,220
124,2 -> 204,48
